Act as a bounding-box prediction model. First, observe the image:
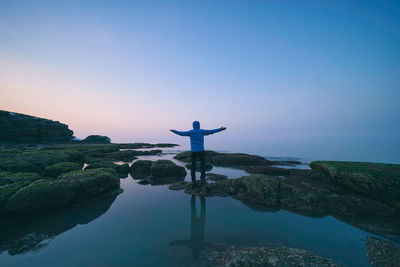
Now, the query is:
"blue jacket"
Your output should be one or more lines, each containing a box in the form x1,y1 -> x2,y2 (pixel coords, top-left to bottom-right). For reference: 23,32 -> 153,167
171,121 -> 223,152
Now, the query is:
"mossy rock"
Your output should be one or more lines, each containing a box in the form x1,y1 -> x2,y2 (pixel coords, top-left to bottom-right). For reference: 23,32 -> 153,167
2,168 -> 120,214
85,161 -> 129,177
151,160 -> 187,178
232,174 -> 280,206
185,162 -> 213,171
212,153 -> 272,166
0,181 -> 33,206
0,158 -> 38,173
0,172 -> 41,186
130,160 -> 153,179
148,160 -> 187,185
12,150 -> 84,171
173,151 -> 217,163
43,162 -> 82,178
310,161 -> 400,207
87,150 -> 137,162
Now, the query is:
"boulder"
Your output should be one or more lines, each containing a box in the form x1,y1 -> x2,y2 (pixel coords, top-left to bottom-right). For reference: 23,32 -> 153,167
85,161 -> 129,177
43,162 -> 82,178
0,172 -> 41,186
149,160 -> 187,185
130,160 -> 153,179
232,174 -> 280,206
0,110 -> 73,142
82,135 -> 111,144
310,161 -> 400,207
1,168 -> 120,215
212,153 -> 272,166
0,149 -> 84,173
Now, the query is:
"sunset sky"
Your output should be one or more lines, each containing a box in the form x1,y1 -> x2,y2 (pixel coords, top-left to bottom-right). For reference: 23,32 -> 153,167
1,0 -> 399,162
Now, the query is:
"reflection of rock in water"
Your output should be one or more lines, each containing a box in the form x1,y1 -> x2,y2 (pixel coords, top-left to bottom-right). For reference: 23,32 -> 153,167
366,236 -> 400,267
0,192 -> 120,255
170,172 -> 400,242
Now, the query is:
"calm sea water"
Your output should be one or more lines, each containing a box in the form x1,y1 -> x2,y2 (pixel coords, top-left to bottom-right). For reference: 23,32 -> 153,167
0,148 -> 396,266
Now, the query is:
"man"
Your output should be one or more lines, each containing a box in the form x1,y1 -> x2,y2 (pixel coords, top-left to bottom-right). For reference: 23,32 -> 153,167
170,121 -> 226,185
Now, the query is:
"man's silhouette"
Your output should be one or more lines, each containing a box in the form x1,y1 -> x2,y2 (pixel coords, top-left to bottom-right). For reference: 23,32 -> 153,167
169,195 -> 206,259
170,121 -> 226,185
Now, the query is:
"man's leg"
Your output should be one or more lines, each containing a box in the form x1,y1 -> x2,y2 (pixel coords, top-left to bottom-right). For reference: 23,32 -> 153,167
199,151 -> 206,184
191,152 -> 197,184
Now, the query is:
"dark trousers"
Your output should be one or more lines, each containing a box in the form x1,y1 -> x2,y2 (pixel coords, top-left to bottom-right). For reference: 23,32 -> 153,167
191,151 -> 206,183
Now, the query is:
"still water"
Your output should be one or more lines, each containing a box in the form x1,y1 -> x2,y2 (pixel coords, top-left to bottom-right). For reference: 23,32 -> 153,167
0,148 -> 394,266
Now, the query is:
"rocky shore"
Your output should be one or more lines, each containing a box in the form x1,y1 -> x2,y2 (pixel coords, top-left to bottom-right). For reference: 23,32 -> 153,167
0,142 -> 176,216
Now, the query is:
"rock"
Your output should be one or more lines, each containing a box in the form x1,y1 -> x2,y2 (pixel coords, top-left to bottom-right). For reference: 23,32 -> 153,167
130,160 -> 153,179
148,160 -> 187,185
82,135 -> 111,144
173,151 -> 217,163
0,149 -> 85,173
185,162 -> 213,171
232,174 -> 280,206
206,173 -> 228,181
244,165 -> 292,176
212,153 -> 273,166
43,162 -> 82,178
85,161 -> 129,177
0,110 -> 73,143
0,168 -> 120,215
366,236 -> 400,267
174,151 -> 299,174
310,161 -> 400,207
170,174 -> 279,205
0,172 -> 41,186
116,143 -> 178,149
201,245 -> 344,266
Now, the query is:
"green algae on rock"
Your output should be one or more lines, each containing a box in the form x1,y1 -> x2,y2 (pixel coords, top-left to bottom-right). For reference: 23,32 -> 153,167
0,168 -> 120,215
43,162 -> 82,178
130,160 -> 153,179
310,161 -> 400,207
85,160 -> 129,177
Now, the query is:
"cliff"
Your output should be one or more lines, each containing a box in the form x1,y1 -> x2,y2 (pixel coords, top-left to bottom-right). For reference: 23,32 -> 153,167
0,110 -> 73,143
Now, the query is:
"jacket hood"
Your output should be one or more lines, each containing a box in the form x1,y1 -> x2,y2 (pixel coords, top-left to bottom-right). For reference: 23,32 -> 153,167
192,121 -> 200,129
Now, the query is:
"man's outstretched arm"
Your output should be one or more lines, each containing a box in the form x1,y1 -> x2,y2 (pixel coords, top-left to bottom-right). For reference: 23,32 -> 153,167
170,129 -> 191,136
202,126 -> 227,136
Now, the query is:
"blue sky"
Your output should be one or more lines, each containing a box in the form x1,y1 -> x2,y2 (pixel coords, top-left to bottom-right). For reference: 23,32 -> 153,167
1,0 -> 399,162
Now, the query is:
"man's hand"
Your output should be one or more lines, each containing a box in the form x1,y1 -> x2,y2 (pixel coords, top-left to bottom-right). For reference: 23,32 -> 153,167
221,126 -> 227,131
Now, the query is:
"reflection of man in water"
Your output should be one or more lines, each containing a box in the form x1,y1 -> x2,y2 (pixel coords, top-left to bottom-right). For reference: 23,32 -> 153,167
169,195 -> 206,259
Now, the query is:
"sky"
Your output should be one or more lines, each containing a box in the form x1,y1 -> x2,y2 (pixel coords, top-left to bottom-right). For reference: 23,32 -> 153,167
1,0 -> 399,162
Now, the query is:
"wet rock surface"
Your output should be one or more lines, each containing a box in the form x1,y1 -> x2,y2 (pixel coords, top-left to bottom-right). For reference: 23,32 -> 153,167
170,169 -> 400,242
310,161 -> 400,208
199,245 -> 344,267
174,150 -> 301,177
1,168 -> 120,215
43,162 -> 82,178
366,236 -> 400,267
0,142 -> 176,215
